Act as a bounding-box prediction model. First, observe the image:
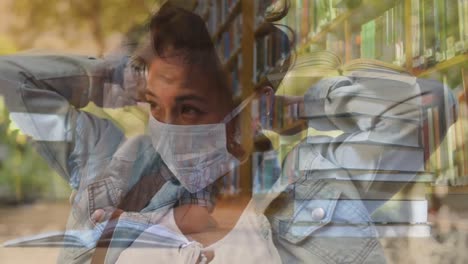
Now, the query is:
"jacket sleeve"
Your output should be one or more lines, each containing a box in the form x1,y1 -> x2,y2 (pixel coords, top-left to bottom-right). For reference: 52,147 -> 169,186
0,54 -> 126,188
302,71 -> 456,178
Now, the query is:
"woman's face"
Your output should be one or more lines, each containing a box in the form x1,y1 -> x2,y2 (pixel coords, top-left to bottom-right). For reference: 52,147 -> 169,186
145,55 -> 231,125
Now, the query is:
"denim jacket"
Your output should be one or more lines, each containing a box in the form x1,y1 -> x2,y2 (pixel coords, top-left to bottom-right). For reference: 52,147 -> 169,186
0,54 -> 455,263
264,72 -> 456,263
106,72 -> 453,264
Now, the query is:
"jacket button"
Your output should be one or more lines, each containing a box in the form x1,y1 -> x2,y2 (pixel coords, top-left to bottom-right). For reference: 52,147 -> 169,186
311,208 -> 325,221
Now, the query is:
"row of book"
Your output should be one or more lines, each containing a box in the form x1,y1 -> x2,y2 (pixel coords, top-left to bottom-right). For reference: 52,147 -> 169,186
200,0 -> 241,35
269,0 -> 346,46
359,1 -> 406,66
194,0 -> 243,195
258,0 -> 466,71
425,67 -> 468,185
250,95 -> 301,134
219,160 -> 241,196
253,29 -> 290,83
252,150 -> 281,193
216,15 -> 243,62
324,31 -> 346,61
256,0 -> 406,67
251,96 -> 273,133
412,0 -> 468,70
227,55 -> 243,98
252,139 -> 433,237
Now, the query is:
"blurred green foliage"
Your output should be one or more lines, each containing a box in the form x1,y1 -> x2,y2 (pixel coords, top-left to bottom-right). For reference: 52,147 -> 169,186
9,0 -> 162,55
1,0 -> 170,203
0,98 -> 71,203
0,0 -> 200,203
0,35 -> 17,55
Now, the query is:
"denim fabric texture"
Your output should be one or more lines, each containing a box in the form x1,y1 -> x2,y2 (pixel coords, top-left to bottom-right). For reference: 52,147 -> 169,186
0,54 -> 456,263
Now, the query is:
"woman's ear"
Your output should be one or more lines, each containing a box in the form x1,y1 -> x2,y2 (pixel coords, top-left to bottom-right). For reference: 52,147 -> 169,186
226,114 -> 247,161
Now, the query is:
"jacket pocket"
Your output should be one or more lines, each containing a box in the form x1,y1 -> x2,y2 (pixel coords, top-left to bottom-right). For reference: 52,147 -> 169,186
277,180 -> 341,244
87,178 -> 122,220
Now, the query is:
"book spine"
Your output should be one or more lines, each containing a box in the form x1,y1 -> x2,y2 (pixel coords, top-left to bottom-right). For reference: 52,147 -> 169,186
435,0 -> 447,62
442,74 -> 455,181
465,0 -> 468,50
301,0 -> 310,43
458,0 -> 466,52
370,200 -> 428,224
433,106 -> 442,173
463,67 -> 468,176
296,0 -> 303,44
412,0 -> 422,68
262,150 -> 280,190
251,152 -> 262,193
374,224 -> 431,238
455,91 -> 466,177
422,110 -> 432,172
427,107 -> 436,173
393,1 -> 405,66
422,0 -> 437,67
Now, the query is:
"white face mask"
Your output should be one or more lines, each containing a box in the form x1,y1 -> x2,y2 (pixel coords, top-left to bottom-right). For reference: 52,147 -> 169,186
147,94 -> 255,193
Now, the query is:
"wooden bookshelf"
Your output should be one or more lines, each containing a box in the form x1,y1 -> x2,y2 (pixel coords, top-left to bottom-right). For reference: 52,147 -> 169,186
297,11 -> 351,54
191,0 -> 252,195
194,0 -> 468,195
295,0 -> 398,55
223,46 -> 242,69
417,54 -> 468,77
212,1 -> 242,41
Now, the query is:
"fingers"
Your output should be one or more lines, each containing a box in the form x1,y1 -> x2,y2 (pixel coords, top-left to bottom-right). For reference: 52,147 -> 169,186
203,250 -> 214,262
91,207 -> 123,224
198,250 -> 214,264
91,208 -> 106,224
69,190 -> 77,205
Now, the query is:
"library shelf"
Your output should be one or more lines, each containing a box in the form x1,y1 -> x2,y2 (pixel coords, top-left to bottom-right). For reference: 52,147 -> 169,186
297,11 -> 351,53
195,0 -> 468,197
417,54 -> 468,77
296,0 -> 398,54
224,46 -> 242,69
212,1 -> 242,41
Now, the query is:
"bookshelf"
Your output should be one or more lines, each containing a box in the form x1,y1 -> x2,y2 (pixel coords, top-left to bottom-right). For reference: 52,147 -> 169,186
193,0 -> 468,196
193,0 -> 255,195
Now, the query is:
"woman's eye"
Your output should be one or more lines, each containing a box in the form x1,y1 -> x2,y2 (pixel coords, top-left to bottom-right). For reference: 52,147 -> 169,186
181,106 -> 202,116
149,101 -> 162,114
149,102 -> 157,109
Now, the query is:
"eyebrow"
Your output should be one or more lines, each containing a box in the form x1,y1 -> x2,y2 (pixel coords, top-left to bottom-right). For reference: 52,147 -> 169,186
175,94 -> 207,103
144,89 -> 207,103
144,89 -> 157,98
156,72 -> 175,83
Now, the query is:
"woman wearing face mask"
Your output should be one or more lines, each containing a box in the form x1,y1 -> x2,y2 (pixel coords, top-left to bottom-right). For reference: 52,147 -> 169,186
111,2 -> 293,263
0,1 -> 303,262
0,1 -> 454,263
0,3 -> 230,263
117,2 -> 369,264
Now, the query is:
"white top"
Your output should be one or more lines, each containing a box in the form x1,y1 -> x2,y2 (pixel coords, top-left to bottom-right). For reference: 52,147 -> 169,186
116,200 -> 282,264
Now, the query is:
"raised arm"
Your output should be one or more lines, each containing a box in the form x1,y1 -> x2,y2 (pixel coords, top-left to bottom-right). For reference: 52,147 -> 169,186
302,71 -> 456,175
0,54 -> 130,188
